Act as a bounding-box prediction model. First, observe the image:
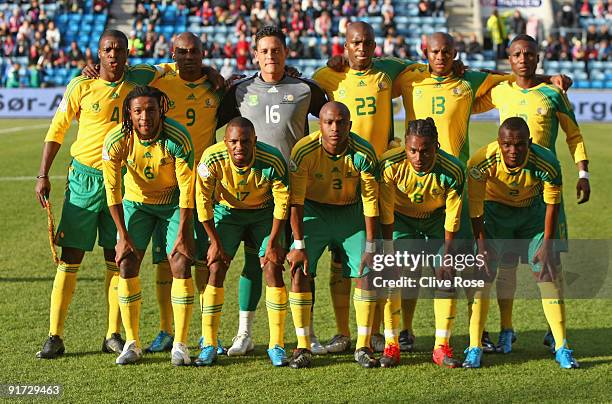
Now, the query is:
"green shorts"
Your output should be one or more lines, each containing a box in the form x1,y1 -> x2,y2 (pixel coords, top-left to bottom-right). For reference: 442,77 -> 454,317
213,204 -> 275,259
152,209 -> 208,264
484,200 -> 561,273
295,200 -> 368,278
55,159 -> 116,251
124,199 -> 181,254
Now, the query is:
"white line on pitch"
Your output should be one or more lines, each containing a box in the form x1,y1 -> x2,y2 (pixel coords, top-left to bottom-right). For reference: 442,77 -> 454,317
0,175 -> 64,181
0,124 -> 48,134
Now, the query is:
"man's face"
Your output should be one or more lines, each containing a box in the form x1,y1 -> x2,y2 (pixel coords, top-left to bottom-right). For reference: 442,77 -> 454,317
173,36 -> 203,76
508,40 -> 538,78
129,96 -> 161,139
254,35 -> 287,76
345,25 -> 376,70
320,107 -> 351,150
406,134 -> 437,172
498,128 -> 530,168
426,35 -> 456,76
98,36 -> 127,76
224,126 -> 255,167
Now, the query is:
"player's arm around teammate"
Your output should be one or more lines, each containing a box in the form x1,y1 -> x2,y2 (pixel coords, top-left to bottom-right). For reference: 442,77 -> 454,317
194,117 -> 292,367
102,86 -> 196,366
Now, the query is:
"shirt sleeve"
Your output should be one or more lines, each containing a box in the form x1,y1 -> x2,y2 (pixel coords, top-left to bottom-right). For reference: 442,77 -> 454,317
102,134 -> 125,207
444,186 -> 463,232
359,155 -> 380,218
289,149 -> 309,206
303,78 -> 328,117
195,156 -> 217,222
391,64 -> 424,99
175,155 -> 195,209
215,83 -> 241,129
44,77 -> 83,144
539,155 -> 563,205
379,163 -> 396,225
467,151 -> 488,218
271,167 -> 290,220
556,92 -> 588,163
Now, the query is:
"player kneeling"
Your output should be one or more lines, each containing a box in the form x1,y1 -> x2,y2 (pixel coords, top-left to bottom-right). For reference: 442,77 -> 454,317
287,102 -> 382,368
195,117 -> 294,367
464,117 -> 579,369
102,86 -> 196,366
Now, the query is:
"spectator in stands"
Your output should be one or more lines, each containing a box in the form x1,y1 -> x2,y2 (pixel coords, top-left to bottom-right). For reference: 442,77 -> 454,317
235,33 -> 250,69
579,0 -> 592,17
28,64 -> 42,88
455,33 -> 467,60
331,0 -> 343,17
487,9 -> 508,59
598,25 -> 610,42
418,0 -> 431,16
315,10 -> 332,36
134,20 -> 146,40
198,1 -> 215,25
303,37 -> 317,58
585,40 -> 598,60
394,35 -> 411,58
368,0 -> 381,15
382,9 -> 395,36
319,42 -> 331,58
54,49 -> 69,67
607,0 -> 612,18
84,47 -> 95,65
417,33 -> 427,60
356,0 -> 369,17
45,21 -> 60,50
251,1 -> 267,21
558,35 -> 571,60
68,41 -> 84,67
557,2 -> 576,27
128,31 -> 144,57
432,0 -> 445,17
381,0 -> 394,15
26,0 -> 41,23
526,14 -> 539,40
338,15 -> 351,36
598,39 -> 611,60
154,34 -> 169,58
8,7 -> 22,36
144,31 -> 157,57
383,34 -> 395,56
134,3 -> 149,23
586,25 -> 598,43
342,0 -> 355,16
572,39 -> 586,61
94,0 -> 108,14
37,44 -> 54,68
220,58 -> 234,79
15,33 -> 29,57
223,39 -> 234,58
148,2 -> 161,25
594,0 -> 606,18
331,35 -> 344,56
510,9 -> 526,37
5,63 -> 24,88
18,20 -> 32,42
288,30 -> 304,58
467,32 -> 483,60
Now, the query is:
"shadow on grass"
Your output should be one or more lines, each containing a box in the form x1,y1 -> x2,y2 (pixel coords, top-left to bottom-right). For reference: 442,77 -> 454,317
0,277 -> 101,283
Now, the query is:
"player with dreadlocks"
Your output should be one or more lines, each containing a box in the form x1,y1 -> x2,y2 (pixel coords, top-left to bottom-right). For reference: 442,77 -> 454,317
102,86 -> 196,366
379,117 -> 466,368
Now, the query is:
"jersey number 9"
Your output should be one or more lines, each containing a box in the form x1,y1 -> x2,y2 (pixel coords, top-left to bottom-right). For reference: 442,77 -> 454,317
186,108 -> 196,126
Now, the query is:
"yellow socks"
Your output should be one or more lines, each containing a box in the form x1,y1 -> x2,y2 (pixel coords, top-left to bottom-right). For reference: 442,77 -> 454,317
353,288 -> 377,350
104,261 -> 121,338
118,277 -> 142,347
49,263 -> 79,337
171,278 -> 194,345
194,261 -> 210,322
266,286 -> 288,348
329,261 -> 351,336
155,261 -> 173,334
201,285 -> 224,347
468,283 -> 492,348
434,295 -> 457,347
401,298 -> 418,333
373,299 -> 384,335
538,281 -> 567,349
289,292 -> 313,349
497,266 -> 517,330
383,292 -> 401,346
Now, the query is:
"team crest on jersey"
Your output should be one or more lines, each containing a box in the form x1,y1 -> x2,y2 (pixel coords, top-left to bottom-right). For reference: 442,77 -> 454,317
127,159 -> 135,166
282,93 -> 294,103
247,94 -> 259,106
205,98 -> 214,107
414,89 -> 423,99
378,82 -> 387,92
469,167 -> 483,180
58,98 -> 68,113
289,159 -> 298,172
91,102 -> 101,113
536,107 -> 546,115
431,188 -> 441,196
198,162 -> 211,178
169,100 -> 176,109
338,89 -> 346,98
452,88 -> 462,96
110,92 -> 119,99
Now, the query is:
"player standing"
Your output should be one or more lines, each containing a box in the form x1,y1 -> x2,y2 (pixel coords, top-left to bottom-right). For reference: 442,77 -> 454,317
216,26 -> 328,356
194,117 -> 292,367
34,30 -> 164,359
473,34 -> 590,354
379,118 -> 465,368
465,117 -> 579,369
102,86 -> 196,366
287,102 -> 381,368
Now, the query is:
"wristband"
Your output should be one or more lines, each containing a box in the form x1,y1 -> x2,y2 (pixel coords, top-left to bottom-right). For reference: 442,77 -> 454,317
578,170 -> 589,180
36,174 -> 49,179
383,239 -> 394,254
293,239 -> 305,250
364,241 -> 376,253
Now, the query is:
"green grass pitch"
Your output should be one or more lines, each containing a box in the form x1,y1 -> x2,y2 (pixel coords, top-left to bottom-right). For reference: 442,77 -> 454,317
0,119 -> 611,402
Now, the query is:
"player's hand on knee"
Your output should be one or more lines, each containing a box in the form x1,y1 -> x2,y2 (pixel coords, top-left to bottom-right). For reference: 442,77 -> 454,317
115,237 -> 138,266
207,241 -> 230,267
170,235 -> 195,264
35,177 -> 51,208
534,240 -> 556,281
359,252 -> 374,276
287,249 -> 309,276
576,178 -> 590,204
263,244 -> 286,268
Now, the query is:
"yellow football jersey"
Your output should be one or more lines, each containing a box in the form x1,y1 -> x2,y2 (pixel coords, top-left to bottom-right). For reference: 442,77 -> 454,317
153,69 -> 223,162
289,131 -> 379,217
45,64 -> 164,170
312,58 -> 420,157
467,141 -> 562,218
380,147 -> 465,232
195,141 -> 289,221
102,117 -> 195,209
473,81 -> 588,163
393,69 -> 510,163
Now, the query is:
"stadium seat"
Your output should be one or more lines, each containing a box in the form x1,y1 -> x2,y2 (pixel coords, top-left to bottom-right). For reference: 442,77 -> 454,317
590,80 -> 604,89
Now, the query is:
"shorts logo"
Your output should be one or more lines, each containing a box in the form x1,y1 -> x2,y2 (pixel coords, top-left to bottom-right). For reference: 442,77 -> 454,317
469,167 -> 483,180
198,162 -> 211,178
247,94 -> 259,106
289,159 -> 298,172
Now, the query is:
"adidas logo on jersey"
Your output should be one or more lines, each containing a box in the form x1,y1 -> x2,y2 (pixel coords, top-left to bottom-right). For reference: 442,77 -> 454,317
238,179 -> 247,186
144,152 -> 152,158
358,80 -> 367,87
187,93 -> 196,101
268,86 -> 279,93
331,167 -> 341,174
